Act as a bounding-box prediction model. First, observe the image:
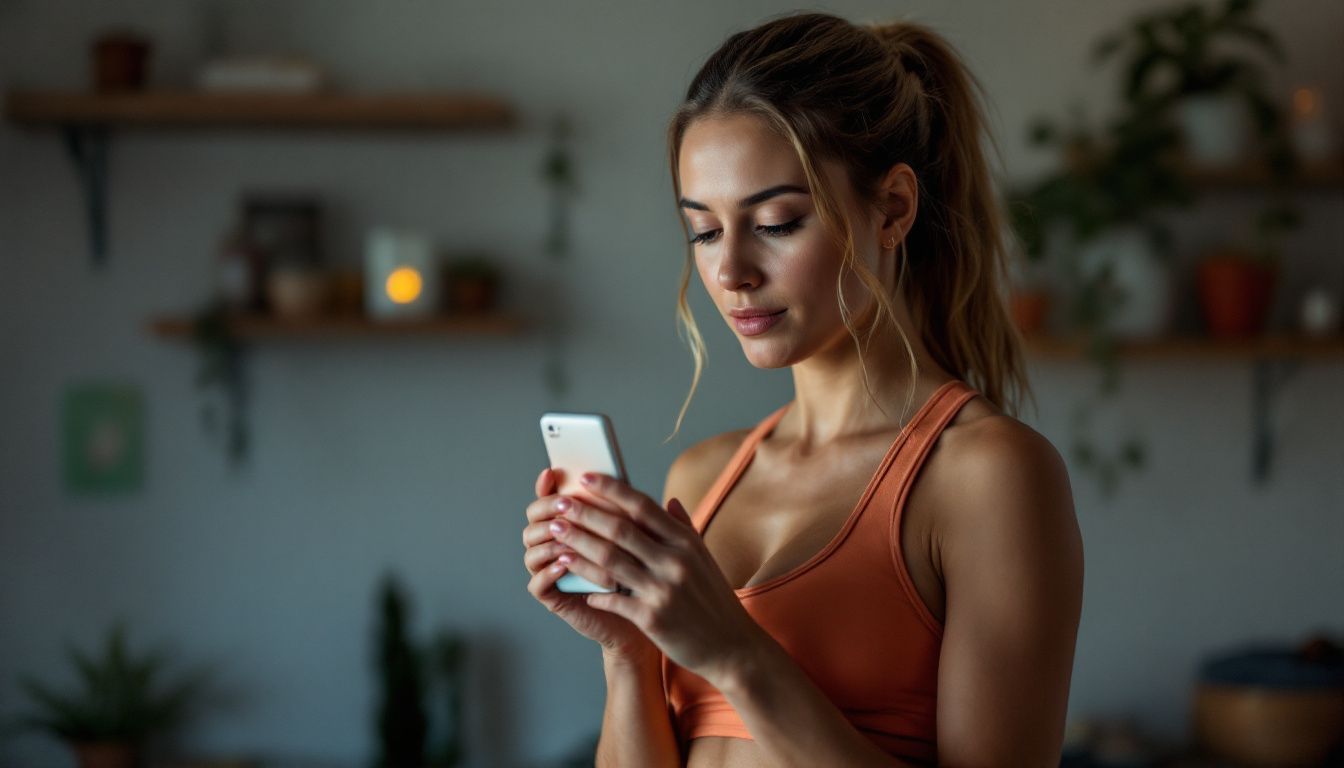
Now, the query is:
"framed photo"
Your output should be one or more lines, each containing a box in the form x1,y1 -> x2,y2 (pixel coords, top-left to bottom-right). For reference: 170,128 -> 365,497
62,381 -> 144,494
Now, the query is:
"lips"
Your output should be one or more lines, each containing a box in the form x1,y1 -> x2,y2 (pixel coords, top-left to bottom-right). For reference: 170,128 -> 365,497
730,308 -> 785,336
728,307 -> 786,318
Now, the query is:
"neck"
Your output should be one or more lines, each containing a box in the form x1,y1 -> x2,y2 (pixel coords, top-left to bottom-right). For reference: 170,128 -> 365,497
781,302 -> 954,451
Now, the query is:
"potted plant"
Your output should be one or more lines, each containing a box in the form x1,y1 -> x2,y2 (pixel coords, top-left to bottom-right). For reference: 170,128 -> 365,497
1092,0 -> 1295,171
192,297 -> 249,469
1009,100 -> 1192,347
1007,102 -> 1190,497
443,256 -> 502,315
15,623 -> 208,768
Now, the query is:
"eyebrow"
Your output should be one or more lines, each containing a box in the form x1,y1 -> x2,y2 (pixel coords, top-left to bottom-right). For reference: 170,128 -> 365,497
678,184 -> 810,211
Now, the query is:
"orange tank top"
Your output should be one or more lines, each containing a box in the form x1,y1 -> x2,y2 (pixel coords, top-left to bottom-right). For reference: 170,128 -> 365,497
660,378 -> 980,765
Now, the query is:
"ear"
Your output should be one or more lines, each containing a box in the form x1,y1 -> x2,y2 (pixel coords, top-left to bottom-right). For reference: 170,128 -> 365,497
877,162 -> 919,246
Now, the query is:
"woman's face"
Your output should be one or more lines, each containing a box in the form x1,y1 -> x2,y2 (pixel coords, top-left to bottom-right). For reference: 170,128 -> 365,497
677,113 -> 888,369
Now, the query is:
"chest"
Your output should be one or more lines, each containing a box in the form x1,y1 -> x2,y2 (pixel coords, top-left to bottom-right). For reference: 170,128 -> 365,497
700,433 -> 940,605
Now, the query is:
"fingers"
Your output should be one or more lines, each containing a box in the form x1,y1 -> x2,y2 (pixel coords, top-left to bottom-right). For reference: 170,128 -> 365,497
548,512 -> 655,592
584,590 -> 650,628
558,550 -> 622,592
556,496 -> 670,566
578,473 -> 689,545
527,553 -> 572,604
525,493 -> 569,524
535,467 -> 557,498
523,540 -> 574,574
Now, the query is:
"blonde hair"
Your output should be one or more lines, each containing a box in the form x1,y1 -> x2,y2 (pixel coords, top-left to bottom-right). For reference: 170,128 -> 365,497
665,12 -> 1033,440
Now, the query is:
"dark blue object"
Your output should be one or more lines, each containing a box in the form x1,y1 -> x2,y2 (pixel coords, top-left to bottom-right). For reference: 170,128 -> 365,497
1199,645 -> 1344,690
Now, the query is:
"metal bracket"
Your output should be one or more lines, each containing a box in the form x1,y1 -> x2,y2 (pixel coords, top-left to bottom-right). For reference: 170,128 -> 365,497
1250,356 -> 1302,483
60,124 -> 110,267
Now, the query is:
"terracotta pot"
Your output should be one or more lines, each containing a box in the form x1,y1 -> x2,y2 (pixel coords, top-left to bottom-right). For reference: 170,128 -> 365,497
1197,252 -> 1277,339
1010,290 -> 1051,335
71,741 -> 138,768
92,33 -> 151,92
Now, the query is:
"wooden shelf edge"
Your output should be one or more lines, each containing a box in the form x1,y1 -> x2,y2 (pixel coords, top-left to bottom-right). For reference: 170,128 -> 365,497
147,312 -> 527,340
6,89 -> 517,131
1023,333 -> 1344,360
1179,157 -> 1344,189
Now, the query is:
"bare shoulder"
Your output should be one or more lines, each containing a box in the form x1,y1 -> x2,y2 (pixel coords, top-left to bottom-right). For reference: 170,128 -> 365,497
927,399 -> 1079,563
660,427 -> 753,508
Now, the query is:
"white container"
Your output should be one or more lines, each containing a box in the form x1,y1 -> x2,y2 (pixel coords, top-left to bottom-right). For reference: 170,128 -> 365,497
1076,225 -> 1173,339
1175,94 -> 1250,166
364,228 -> 441,320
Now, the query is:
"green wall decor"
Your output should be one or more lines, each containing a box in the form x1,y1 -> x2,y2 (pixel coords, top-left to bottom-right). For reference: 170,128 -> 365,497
62,381 -> 144,494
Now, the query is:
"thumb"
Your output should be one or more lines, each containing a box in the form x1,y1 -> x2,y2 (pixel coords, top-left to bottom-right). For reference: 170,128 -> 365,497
667,497 -> 693,526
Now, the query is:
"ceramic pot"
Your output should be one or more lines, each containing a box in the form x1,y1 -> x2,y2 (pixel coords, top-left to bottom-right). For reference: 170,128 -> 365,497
448,276 -> 498,314
1192,643 -> 1344,767
1197,251 -> 1277,338
1010,290 -> 1051,335
1076,226 -> 1173,339
267,266 -> 329,318
92,33 -> 151,92
1175,93 -> 1250,166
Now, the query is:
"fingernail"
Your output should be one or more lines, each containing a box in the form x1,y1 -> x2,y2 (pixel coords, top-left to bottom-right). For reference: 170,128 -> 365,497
555,497 -> 571,512
549,520 -> 566,536
550,561 -> 566,574
557,552 -> 574,565
580,472 -> 596,485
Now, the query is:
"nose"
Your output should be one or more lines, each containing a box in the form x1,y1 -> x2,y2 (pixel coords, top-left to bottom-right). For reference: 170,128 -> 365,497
716,230 -> 763,292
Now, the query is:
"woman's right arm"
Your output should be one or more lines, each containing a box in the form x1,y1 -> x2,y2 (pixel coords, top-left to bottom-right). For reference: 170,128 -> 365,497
593,444 -> 717,768
595,649 -> 680,768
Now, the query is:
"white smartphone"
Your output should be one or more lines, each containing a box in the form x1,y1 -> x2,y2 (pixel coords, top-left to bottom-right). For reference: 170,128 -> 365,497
539,411 -> 630,594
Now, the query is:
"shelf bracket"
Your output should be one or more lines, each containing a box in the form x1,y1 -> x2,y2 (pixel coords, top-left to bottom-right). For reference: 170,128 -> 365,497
60,124 -> 110,267
1250,356 -> 1301,483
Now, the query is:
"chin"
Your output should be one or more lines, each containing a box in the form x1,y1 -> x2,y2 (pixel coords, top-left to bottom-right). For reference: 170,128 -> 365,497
737,338 -> 799,370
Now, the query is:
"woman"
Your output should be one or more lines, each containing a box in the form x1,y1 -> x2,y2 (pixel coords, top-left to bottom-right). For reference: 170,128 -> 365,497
523,11 -> 1083,767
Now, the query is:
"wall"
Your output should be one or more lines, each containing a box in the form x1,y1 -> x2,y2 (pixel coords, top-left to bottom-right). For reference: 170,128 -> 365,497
2,1 -> 1342,765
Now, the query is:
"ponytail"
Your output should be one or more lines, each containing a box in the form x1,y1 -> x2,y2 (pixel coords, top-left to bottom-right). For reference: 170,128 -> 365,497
867,20 -> 1033,418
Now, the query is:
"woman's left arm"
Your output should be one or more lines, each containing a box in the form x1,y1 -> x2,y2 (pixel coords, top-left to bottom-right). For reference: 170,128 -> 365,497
934,421 -> 1084,766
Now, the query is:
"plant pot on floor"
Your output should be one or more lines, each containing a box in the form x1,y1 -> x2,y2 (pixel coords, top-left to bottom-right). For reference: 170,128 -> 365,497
1198,249 -> 1278,339
72,741 -> 138,768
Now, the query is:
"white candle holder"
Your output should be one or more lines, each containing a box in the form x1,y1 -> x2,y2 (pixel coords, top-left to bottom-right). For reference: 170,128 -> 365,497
364,228 -> 441,321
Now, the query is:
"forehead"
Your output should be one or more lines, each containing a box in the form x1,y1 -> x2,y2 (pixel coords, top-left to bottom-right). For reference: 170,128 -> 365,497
678,114 -> 801,199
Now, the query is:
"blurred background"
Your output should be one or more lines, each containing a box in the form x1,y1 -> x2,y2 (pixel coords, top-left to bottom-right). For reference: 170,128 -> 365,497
1,1 -> 1341,766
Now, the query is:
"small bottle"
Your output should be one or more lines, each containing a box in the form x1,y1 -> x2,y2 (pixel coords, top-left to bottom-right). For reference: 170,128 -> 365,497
216,225 -> 263,313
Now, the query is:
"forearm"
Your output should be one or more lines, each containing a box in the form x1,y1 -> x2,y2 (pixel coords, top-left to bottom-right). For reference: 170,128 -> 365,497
714,632 -> 915,768
595,650 -> 681,768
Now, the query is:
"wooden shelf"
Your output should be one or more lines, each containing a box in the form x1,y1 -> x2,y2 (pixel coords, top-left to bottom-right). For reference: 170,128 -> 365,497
1179,157 -> 1344,189
147,312 -> 526,340
1023,333 -> 1344,360
4,89 -> 517,131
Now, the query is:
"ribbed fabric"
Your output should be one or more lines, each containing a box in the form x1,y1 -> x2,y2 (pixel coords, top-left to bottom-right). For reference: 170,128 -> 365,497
661,379 -> 980,764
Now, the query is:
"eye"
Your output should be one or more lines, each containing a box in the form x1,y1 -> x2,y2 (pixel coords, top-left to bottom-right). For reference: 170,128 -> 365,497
758,217 -> 804,237
688,216 -> 805,245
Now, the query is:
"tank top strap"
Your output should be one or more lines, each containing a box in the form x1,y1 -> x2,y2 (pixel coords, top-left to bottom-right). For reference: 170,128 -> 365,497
868,379 -> 980,506
690,403 -> 790,531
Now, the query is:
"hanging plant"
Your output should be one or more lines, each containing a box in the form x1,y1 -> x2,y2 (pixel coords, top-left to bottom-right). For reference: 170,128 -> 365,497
539,112 -> 578,399
191,298 -> 249,468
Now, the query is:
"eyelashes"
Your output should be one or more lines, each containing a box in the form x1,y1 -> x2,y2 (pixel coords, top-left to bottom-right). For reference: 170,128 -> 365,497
688,216 -> 805,246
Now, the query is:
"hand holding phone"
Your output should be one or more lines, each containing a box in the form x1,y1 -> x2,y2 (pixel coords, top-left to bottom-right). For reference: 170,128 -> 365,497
539,412 -> 629,594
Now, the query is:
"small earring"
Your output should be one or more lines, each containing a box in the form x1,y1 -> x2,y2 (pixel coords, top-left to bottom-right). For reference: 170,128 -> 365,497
884,237 -> 897,250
